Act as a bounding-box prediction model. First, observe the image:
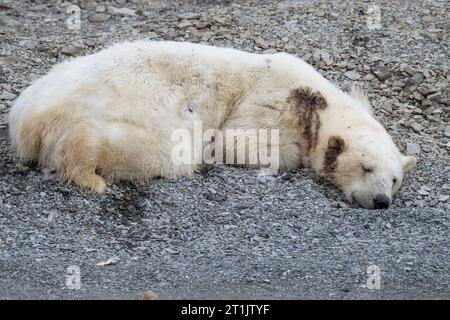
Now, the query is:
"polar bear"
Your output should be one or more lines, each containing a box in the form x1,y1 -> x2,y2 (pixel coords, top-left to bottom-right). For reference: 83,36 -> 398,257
8,40 -> 416,209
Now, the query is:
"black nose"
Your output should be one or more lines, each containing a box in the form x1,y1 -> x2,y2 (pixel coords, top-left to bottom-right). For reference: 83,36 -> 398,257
373,194 -> 390,209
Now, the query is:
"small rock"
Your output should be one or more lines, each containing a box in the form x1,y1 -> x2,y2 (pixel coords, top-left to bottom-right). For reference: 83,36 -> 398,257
414,199 -> 426,206
444,128 -> 450,138
95,5 -> 106,13
392,80 -> 405,88
319,50 -> 332,65
417,189 -> 429,196
371,65 -> 391,81
381,102 -> 393,113
164,248 -> 179,254
312,49 -> 321,61
185,26 -> 199,35
21,39 -> 38,50
0,91 -> 17,100
113,0 -> 127,5
195,21 -> 211,29
283,44 -> 295,51
15,164 -> 29,173
344,70 -> 360,80
177,20 -> 193,29
406,143 -> 420,155
205,192 -> 226,202
255,37 -> 269,49
142,290 -> 159,300
213,17 -> 227,25
413,91 -> 424,101
421,99 -> 433,107
178,13 -> 201,20
402,64 -> 418,76
47,210 -> 58,223
96,257 -> 120,267
88,13 -> 111,23
417,85 -> 439,96
215,28 -> 232,36
427,92 -> 441,101
85,39 -> 97,47
410,73 -> 424,85
61,45 -> 82,56
410,123 -> 422,133
109,6 -> 136,16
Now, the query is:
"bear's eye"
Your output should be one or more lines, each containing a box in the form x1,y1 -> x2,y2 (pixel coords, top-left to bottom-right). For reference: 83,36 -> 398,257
362,165 -> 373,173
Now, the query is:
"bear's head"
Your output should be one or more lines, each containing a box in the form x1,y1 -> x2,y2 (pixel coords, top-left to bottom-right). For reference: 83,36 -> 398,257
318,88 -> 417,209
322,133 -> 416,209
288,85 -> 416,209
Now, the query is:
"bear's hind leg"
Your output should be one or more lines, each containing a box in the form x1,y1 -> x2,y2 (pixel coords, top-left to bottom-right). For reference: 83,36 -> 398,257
54,123 -> 106,193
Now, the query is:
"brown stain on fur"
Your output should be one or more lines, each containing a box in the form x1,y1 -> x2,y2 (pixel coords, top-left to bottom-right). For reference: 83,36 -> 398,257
287,87 -> 328,154
323,136 -> 345,178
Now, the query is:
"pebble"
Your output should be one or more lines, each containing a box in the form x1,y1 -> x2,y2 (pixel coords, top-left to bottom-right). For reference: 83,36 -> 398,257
178,13 -> 201,20
344,70 -> 360,80
421,99 -> 433,107
410,123 -> 423,133
177,20 -> 193,29
413,91 -> 424,101
283,44 -> 295,51
95,5 -> 106,13
427,92 -> 441,101
406,143 -> 420,155
321,53 -> 332,65
15,164 -> 29,173
20,39 -> 38,50
417,85 -> 439,96
96,257 -> 120,266
109,6 -> 136,16
402,64 -> 418,76
410,73 -> 424,85
255,37 -> 269,49
88,13 -> 111,23
0,91 -> 17,100
142,290 -> 159,300
444,129 -> 450,138
61,45 -> 82,56
371,65 -> 391,81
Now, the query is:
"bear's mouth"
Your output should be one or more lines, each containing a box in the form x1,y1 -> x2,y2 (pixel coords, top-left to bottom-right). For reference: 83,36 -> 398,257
351,193 -> 364,209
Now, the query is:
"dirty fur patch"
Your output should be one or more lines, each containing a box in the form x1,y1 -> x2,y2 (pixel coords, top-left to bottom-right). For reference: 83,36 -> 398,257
323,136 -> 345,177
287,87 -> 328,153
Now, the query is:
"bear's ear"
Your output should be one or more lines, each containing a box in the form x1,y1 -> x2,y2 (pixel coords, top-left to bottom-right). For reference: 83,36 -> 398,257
328,135 -> 346,152
403,155 -> 417,172
351,86 -> 373,115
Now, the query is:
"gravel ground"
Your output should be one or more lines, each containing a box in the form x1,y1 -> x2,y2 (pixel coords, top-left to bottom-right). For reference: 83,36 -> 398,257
0,0 -> 449,299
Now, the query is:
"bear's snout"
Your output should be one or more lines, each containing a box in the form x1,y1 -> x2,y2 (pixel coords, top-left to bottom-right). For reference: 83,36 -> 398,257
373,194 -> 390,209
